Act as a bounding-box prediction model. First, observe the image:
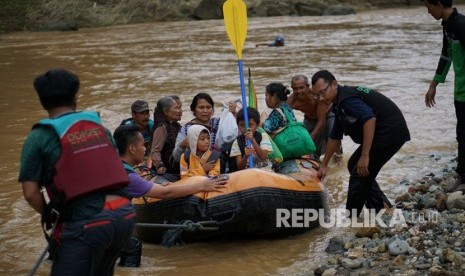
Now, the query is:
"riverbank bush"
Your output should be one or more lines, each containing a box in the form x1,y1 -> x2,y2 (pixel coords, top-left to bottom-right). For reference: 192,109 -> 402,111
1,0 -> 465,33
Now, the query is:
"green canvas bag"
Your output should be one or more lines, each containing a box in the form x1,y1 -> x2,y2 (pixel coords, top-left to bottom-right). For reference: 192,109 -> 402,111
272,107 -> 316,160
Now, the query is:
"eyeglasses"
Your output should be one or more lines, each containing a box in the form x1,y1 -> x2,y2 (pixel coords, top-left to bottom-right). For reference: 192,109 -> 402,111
313,82 -> 332,100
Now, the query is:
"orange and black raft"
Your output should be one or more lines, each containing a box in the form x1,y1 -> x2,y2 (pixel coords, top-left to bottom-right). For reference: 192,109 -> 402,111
132,159 -> 328,244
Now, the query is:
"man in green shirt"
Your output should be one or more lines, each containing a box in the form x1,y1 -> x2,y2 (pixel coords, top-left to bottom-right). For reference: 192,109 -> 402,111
19,68 -> 135,275
423,0 -> 465,184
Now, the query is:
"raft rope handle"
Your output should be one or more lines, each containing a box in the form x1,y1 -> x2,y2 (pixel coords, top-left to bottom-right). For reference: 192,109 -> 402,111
136,220 -> 219,231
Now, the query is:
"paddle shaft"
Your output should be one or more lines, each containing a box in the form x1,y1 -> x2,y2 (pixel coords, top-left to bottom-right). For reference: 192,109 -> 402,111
237,60 -> 254,168
29,244 -> 50,276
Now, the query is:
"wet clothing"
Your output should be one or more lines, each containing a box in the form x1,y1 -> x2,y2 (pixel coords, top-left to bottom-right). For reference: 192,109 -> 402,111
228,131 -> 273,171
180,149 -> 221,179
434,8 -> 465,102
263,102 -> 296,134
19,112 -> 135,275
172,117 -> 220,162
303,111 -> 336,158
151,119 -> 181,175
456,100 -> 465,181
331,85 -> 410,217
120,118 -> 154,156
37,112 -> 129,208
433,8 -> 465,178
51,200 -> 135,275
180,125 -> 220,179
126,172 -> 154,198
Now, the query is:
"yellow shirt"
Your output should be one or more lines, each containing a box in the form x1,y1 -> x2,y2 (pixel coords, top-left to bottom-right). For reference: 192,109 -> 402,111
180,149 -> 221,179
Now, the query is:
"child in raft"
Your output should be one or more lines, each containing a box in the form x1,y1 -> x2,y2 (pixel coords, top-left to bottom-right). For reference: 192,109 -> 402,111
229,107 -> 273,171
180,125 -> 221,179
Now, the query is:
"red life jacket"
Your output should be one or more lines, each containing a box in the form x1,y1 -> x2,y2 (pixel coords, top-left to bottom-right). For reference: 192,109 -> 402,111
37,111 -> 128,207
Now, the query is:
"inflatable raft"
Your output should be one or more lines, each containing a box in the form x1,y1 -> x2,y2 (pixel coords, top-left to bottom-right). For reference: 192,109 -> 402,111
133,159 -> 328,244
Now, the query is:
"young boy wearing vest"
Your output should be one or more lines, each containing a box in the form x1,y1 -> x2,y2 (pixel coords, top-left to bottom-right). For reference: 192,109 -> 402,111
19,69 -> 135,275
180,125 -> 221,179
229,107 -> 273,171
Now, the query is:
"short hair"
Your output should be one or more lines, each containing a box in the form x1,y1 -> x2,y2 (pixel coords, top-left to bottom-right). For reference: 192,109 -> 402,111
113,124 -> 141,156
190,93 -> 215,113
291,74 -> 309,86
311,70 -> 336,85
33,68 -> 80,110
425,0 -> 453,7
156,96 -> 176,115
169,95 -> 181,103
265,82 -> 291,101
236,107 -> 260,125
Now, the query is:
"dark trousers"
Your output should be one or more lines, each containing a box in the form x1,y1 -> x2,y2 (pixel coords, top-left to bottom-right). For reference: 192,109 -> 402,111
455,100 -> 465,180
303,111 -> 337,158
346,141 -> 405,217
51,203 -> 136,276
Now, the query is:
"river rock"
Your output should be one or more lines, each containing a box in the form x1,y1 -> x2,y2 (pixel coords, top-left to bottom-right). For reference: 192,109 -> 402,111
352,237 -> 371,247
341,258 -> 363,269
321,268 -> 337,276
442,177 -> 460,193
355,227 -> 381,238
295,1 -> 327,16
443,249 -> 465,267
314,264 -> 329,276
446,191 -> 465,210
408,184 -> 429,194
325,237 -> 345,253
347,247 -> 364,259
456,213 -> 465,223
45,20 -> 78,31
193,0 -> 222,20
436,193 -> 448,211
395,193 -> 411,203
388,239 -> 410,256
323,4 -> 356,15
454,184 -> 465,193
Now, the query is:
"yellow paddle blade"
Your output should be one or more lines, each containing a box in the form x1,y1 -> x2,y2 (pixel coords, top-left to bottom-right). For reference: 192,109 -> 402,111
223,0 -> 247,59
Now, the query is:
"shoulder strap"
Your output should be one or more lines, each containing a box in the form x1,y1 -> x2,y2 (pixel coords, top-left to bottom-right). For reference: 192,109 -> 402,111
123,162 -> 136,174
272,108 -> 289,136
185,149 -> 221,166
120,118 -> 133,126
148,120 -> 155,131
207,150 -> 221,163
279,106 -> 295,122
184,149 -> 191,166
275,107 -> 287,123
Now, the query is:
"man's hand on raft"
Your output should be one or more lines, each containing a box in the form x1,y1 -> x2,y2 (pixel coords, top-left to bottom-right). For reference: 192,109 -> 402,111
202,177 -> 228,192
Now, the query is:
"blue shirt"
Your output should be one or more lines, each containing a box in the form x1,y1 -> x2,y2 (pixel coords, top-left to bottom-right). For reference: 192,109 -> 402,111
330,96 -> 375,140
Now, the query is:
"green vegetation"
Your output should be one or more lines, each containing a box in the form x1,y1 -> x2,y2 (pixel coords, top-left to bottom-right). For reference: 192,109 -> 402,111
0,0 -> 33,32
1,0 -> 465,34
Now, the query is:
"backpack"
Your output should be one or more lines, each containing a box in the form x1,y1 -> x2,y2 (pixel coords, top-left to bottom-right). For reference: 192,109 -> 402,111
184,149 -> 222,167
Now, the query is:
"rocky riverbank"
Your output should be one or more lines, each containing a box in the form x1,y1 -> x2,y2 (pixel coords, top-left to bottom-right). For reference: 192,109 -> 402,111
6,0 -> 465,33
316,154 -> 465,276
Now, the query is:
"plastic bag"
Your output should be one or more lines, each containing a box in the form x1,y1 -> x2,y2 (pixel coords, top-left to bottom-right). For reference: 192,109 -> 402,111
215,107 -> 238,152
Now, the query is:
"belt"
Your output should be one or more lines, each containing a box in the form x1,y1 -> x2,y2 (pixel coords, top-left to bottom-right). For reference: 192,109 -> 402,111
104,195 -> 130,210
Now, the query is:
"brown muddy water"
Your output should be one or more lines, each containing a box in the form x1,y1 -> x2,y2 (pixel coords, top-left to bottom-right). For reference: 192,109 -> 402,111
0,5 -> 463,276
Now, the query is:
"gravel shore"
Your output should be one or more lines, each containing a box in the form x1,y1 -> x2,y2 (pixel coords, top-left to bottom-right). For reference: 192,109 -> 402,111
315,154 -> 465,276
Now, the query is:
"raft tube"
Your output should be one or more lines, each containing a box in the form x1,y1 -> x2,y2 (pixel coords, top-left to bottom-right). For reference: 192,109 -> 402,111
133,159 -> 328,244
